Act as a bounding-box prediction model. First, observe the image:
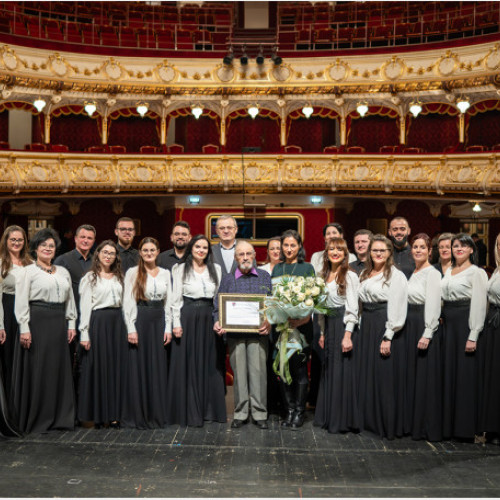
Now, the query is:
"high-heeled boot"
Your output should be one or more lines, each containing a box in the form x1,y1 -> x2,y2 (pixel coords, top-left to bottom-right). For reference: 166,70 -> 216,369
291,382 -> 309,429
280,382 -> 295,428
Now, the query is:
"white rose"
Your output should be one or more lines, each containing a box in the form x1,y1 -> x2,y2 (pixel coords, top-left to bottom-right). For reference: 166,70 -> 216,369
311,286 -> 320,297
315,277 -> 324,286
305,298 -> 314,307
297,292 -> 306,302
304,288 -> 312,296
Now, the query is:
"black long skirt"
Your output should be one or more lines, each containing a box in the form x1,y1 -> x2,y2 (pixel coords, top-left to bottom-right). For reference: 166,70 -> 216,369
442,300 -> 478,439
166,298 -> 226,427
0,294 -> 18,396
404,304 -> 442,441
78,308 -> 128,424
357,303 -> 402,440
121,304 -> 169,429
478,304 -> 500,435
314,307 -> 360,433
10,302 -> 75,434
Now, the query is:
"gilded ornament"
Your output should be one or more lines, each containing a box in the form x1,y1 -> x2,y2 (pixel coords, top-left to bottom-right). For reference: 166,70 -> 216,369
48,54 -> 68,77
485,46 -> 500,70
382,57 -> 405,80
436,53 -> 457,76
216,65 -> 235,82
327,59 -> 349,82
271,65 -> 291,82
1,46 -> 18,71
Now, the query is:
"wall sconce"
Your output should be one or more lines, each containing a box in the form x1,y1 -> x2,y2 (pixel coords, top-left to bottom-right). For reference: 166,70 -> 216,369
84,101 -> 97,117
356,102 -> 368,117
248,104 -> 259,119
472,202 -> 482,213
302,104 -> 314,118
136,102 -> 149,117
456,97 -> 471,114
409,101 -> 422,118
33,97 -> 46,112
191,104 -> 203,119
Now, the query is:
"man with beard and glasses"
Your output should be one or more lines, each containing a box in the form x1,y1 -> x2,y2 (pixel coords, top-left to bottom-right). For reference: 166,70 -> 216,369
388,216 -> 415,279
158,221 -> 192,271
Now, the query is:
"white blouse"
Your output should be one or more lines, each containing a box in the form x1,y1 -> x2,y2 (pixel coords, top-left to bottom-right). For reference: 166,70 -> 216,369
258,263 -> 272,274
171,263 -> 222,329
0,263 -> 24,330
79,273 -> 123,342
15,264 -> 77,334
123,266 -> 172,334
487,270 -> 500,306
408,265 -> 441,339
310,250 -> 356,274
358,266 -> 408,340
317,270 -> 359,335
441,265 -> 488,341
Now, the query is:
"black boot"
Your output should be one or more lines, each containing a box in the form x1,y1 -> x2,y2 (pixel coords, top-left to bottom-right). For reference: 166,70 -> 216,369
291,383 -> 309,430
280,382 -> 295,428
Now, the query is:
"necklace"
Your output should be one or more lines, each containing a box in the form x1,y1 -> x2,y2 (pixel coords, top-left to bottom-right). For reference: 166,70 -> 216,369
285,262 -> 298,275
36,262 -> 55,274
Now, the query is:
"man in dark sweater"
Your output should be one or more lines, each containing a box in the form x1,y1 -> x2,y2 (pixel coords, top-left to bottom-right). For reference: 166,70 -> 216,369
351,228 -> 373,275
157,221 -> 192,271
115,217 -> 139,273
388,216 -> 415,279
213,240 -> 272,430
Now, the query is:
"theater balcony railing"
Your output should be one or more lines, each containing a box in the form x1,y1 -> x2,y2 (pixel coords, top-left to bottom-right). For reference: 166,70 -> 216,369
0,151 -> 498,198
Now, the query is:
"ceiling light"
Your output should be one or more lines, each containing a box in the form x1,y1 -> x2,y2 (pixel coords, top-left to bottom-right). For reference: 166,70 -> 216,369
84,101 -> 97,117
409,101 -> 422,118
33,98 -> 46,113
191,104 -> 203,119
472,202 -> 482,213
248,104 -> 259,119
136,102 -> 149,117
356,102 -> 369,117
456,97 -> 470,114
302,104 -> 314,118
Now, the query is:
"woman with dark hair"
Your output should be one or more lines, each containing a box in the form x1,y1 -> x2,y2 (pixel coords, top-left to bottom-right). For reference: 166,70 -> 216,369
12,228 -> 77,434
314,237 -> 360,433
259,236 -> 281,275
434,233 -> 454,277
167,234 -> 226,427
272,229 -> 315,429
441,233 -> 487,441
480,233 -> 500,443
122,237 -> 172,429
0,226 -> 31,398
357,234 -> 408,439
404,233 -> 442,441
78,240 -> 127,429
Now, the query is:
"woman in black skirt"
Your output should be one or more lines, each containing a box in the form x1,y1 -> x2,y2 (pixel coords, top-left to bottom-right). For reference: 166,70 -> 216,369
441,233 -> 488,441
122,237 -> 172,429
404,233 -> 442,441
314,237 -> 360,433
12,228 -> 77,434
357,234 -> 408,440
78,240 -> 127,429
167,234 -> 226,427
479,233 -> 500,443
0,226 -> 32,397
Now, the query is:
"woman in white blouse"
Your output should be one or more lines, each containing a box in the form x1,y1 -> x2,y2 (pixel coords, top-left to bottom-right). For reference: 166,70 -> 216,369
12,228 -> 77,434
167,234 -> 226,427
122,237 -> 172,429
433,232 -> 454,277
78,240 -> 127,429
258,237 -> 281,275
478,233 -> 500,443
313,237 -> 360,433
404,233 -> 442,441
357,234 -> 408,440
441,233 -> 488,441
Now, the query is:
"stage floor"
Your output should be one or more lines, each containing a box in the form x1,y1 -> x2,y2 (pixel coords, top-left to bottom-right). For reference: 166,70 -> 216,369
1,411 -> 500,498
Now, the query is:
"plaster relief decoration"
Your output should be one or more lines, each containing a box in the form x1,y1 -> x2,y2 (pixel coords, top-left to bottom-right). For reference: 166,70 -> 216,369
18,161 -> 61,186
48,53 -> 69,77
283,161 -> 330,185
337,161 -> 383,185
215,64 -> 235,83
327,59 -> 349,81
10,200 -> 62,216
102,58 -> 123,80
0,164 -> 13,185
0,45 -> 18,71
69,161 -> 113,185
271,64 -> 292,82
174,161 -> 222,185
443,161 -> 483,189
392,161 -> 437,185
121,162 -> 165,184
241,162 -> 275,184
155,60 -> 177,82
485,45 -> 500,70
382,57 -> 405,80
436,51 -> 458,76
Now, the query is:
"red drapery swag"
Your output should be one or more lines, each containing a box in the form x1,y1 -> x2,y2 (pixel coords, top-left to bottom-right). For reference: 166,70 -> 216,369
226,108 -> 281,153
286,107 -> 338,152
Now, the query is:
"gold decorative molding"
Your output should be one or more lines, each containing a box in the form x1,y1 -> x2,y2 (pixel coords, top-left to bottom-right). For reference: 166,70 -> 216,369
1,152 -> 500,198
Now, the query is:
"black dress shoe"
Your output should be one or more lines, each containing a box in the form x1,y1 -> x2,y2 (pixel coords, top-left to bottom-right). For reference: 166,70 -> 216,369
254,419 -> 268,429
109,421 -> 120,429
231,418 -> 247,429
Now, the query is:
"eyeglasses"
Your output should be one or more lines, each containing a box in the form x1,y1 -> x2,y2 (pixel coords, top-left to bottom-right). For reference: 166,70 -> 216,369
8,238 -> 24,244
141,249 -> 157,254
39,243 -> 56,250
117,227 -> 134,232
236,251 -> 255,258
101,251 -> 116,257
217,226 -> 236,231
371,249 -> 388,254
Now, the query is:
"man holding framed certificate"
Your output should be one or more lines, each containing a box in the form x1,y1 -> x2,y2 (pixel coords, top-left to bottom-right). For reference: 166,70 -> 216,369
213,240 -> 272,429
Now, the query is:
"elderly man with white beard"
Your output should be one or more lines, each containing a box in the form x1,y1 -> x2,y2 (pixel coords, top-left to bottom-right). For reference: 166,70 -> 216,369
213,240 -> 272,430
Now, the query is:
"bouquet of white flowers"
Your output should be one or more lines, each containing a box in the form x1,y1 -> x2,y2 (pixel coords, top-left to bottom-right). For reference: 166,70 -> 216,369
264,275 -> 329,385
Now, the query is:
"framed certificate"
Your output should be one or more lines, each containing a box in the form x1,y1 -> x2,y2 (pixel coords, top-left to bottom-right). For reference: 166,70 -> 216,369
218,293 -> 267,333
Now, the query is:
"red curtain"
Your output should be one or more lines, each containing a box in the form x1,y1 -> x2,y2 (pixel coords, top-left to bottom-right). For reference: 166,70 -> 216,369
226,116 -> 280,153
51,114 -> 101,151
466,109 -> 500,148
107,116 -> 160,152
0,111 -> 7,142
174,115 -> 220,152
348,116 -> 399,152
287,116 -> 336,152
406,114 -> 459,152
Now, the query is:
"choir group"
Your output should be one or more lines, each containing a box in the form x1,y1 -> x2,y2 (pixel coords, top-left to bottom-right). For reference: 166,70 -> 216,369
0,214 -> 499,445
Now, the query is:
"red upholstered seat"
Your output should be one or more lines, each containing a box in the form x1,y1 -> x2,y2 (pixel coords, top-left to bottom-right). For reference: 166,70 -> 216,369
51,144 -> 69,152
0,141 -> 10,150
202,144 -> 219,153
168,144 -> 184,153
402,147 -> 423,153
140,145 -> 157,154
379,145 -> 398,153
88,145 -> 107,153
346,146 -> 365,153
109,145 -> 126,153
284,145 -> 303,153
323,145 -> 340,153
466,145 -> 486,152
25,143 -> 47,151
